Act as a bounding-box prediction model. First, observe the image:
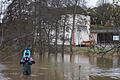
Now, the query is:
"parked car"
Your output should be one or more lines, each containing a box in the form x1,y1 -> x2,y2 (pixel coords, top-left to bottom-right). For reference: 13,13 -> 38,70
81,40 -> 94,47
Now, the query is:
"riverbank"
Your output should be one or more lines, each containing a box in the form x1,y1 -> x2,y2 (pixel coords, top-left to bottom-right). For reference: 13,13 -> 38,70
70,47 -> 119,57
0,45 -> 119,58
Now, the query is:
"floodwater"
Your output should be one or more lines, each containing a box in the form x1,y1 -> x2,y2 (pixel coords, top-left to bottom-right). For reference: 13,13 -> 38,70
0,52 -> 120,80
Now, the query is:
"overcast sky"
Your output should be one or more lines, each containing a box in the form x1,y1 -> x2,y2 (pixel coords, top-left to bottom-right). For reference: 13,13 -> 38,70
0,0 -> 117,9
86,0 -> 114,8
86,0 -> 98,8
0,0 -> 114,7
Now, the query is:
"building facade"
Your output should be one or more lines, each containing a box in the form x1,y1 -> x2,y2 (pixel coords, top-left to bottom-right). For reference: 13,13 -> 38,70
90,28 -> 120,44
52,14 -> 91,46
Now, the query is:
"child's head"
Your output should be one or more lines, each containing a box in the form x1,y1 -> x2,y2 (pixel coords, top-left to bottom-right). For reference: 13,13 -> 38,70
25,53 -> 29,57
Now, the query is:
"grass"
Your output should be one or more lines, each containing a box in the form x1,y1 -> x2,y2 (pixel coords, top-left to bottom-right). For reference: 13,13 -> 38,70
91,25 -> 113,30
71,47 -> 119,57
1,45 -> 119,57
72,47 -> 89,54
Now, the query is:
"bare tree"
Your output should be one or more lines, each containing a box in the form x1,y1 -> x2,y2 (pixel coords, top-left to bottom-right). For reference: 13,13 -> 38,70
70,0 -> 78,52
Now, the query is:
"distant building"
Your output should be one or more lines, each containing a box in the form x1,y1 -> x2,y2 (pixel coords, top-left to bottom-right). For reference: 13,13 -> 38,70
90,27 -> 120,44
51,14 -> 91,46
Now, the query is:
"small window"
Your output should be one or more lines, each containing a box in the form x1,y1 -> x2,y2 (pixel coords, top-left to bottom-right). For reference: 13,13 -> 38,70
66,27 -> 69,32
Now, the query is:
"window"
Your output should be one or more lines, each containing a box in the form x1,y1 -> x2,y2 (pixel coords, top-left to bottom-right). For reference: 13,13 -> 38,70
66,27 -> 69,32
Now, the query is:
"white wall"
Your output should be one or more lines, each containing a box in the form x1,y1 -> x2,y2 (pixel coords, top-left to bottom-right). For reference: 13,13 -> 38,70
69,14 -> 91,45
51,14 -> 91,45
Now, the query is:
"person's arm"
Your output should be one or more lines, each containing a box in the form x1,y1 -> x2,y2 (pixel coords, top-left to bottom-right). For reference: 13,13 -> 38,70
20,59 -> 25,64
30,58 -> 35,64
31,61 -> 35,64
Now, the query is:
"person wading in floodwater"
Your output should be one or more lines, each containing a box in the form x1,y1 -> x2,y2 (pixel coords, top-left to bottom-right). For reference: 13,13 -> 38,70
20,48 -> 35,75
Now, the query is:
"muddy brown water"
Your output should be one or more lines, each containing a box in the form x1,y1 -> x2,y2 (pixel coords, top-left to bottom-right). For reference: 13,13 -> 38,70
0,52 -> 120,80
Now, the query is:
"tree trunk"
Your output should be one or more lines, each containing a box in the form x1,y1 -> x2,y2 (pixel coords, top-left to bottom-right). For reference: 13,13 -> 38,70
38,1 -> 42,55
55,21 -> 58,55
62,15 -> 67,57
48,29 -> 51,54
32,0 -> 37,52
70,1 -> 77,53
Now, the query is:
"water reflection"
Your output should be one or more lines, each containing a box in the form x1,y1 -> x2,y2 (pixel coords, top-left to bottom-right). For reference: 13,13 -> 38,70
0,64 -> 10,80
1,52 -> 120,80
90,56 -> 120,80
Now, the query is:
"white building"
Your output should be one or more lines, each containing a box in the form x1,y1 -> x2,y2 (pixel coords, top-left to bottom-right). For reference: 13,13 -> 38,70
52,14 -> 90,46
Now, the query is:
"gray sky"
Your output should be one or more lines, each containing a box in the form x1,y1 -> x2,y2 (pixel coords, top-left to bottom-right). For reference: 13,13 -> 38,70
86,0 -> 113,8
86,0 -> 98,8
0,0 -> 117,9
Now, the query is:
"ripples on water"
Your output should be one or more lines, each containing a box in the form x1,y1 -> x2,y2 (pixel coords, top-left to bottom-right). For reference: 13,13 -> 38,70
0,65 -> 10,80
0,53 -> 120,80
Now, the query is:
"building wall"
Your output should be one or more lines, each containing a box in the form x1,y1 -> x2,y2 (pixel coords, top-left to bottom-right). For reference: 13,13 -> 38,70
97,33 -> 120,44
90,32 -> 120,44
72,14 -> 90,45
60,14 -> 90,45
51,14 -> 90,45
